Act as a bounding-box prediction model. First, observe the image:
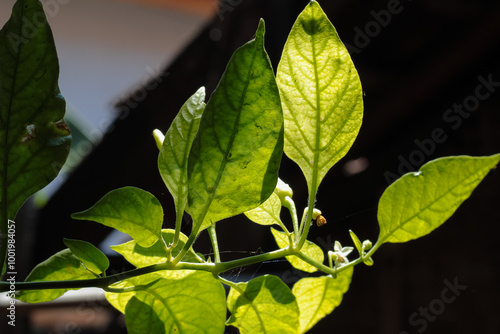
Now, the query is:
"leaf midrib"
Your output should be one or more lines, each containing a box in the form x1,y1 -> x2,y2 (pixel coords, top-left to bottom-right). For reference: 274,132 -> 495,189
311,20 -> 321,193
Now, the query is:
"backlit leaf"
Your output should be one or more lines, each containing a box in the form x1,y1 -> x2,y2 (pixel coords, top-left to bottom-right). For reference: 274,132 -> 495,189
63,238 -> 109,275
0,0 -> 71,253
244,192 -> 282,226
276,1 -> 363,193
72,187 -> 163,248
227,275 -> 299,334
106,272 -> 226,334
111,229 -> 201,279
292,267 -> 353,333
17,249 -> 96,303
188,20 -> 283,231
159,87 -> 205,221
378,155 -> 500,244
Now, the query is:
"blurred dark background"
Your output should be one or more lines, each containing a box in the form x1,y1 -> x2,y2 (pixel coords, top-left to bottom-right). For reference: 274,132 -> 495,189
5,0 -> 500,333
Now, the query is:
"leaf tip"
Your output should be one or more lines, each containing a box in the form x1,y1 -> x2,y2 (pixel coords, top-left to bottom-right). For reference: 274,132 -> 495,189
256,18 -> 266,41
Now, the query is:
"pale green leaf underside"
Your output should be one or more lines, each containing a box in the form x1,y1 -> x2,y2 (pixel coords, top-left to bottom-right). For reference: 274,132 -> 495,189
378,154 -> 500,244
276,1 -> 363,192
271,228 -> 324,273
71,186 -> 163,248
63,238 -> 109,275
17,249 -> 96,303
0,0 -> 71,223
244,192 -> 282,226
227,275 -> 299,334
106,272 -> 226,334
292,267 -> 353,333
188,20 -> 283,231
159,87 -> 205,217
111,229 -> 201,279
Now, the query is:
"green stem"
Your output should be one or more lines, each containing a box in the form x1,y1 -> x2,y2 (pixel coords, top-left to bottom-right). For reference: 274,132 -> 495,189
0,261 -> 215,292
0,240 -> 380,293
170,204 -> 185,252
160,234 -> 171,261
296,193 -> 316,250
298,208 -> 307,238
172,220 -> 201,265
213,247 -> 292,275
282,196 -> 299,241
295,252 -> 335,275
217,275 -> 241,290
208,223 -> 220,263
0,247 -> 293,292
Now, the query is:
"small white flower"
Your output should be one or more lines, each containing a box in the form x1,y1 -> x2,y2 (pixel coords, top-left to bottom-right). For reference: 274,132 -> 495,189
332,241 -> 353,269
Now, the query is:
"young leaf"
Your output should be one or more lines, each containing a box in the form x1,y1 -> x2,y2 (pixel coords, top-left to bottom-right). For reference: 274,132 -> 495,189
244,192 -> 282,226
227,275 -> 299,334
72,187 -> 163,248
271,227 -> 324,273
188,20 -> 284,232
276,1 -> 363,193
63,238 -> 109,275
106,272 -> 226,334
0,0 -> 71,257
111,229 -> 202,276
158,87 -> 205,220
17,249 -> 96,303
378,154 -> 500,244
292,267 -> 353,333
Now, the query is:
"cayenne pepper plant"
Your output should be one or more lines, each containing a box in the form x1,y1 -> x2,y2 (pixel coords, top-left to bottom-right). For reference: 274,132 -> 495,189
1,1 -> 499,333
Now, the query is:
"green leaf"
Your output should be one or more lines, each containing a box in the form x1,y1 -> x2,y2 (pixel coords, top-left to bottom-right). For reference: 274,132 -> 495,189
188,20 -> 283,231
125,296 -> 165,333
0,0 -> 71,247
378,154 -> 500,244
17,249 -> 96,303
72,186 -> 163,248
292,267 -> 353,333
244,192 -> 282,226
106,272 -> 226,334
111,229 -> 201,278
63,238 -> 109,275
276,1 -> 363,193
227,275 -> 299,334
271,227 -> 324,273
159,87 -> 205,219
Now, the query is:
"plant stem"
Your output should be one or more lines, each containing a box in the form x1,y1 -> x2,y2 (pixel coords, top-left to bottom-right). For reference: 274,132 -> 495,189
213,247 -> 292,275
160,234 -> 171,261
172,221 -> 201,265
296,192 -> 316,250
170,205 -> 184,251
298,208 -> 307,238
282,196 -> 299,240
217,275 -> 240,290
0,261 -> 214,292
0,239 -> 381,293
295,252 -> 335,275
208,223 -> 220,262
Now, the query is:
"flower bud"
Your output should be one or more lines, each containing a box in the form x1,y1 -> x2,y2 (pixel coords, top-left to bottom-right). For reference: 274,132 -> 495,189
153,129 -> 165,150
275,178 -> 293,202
